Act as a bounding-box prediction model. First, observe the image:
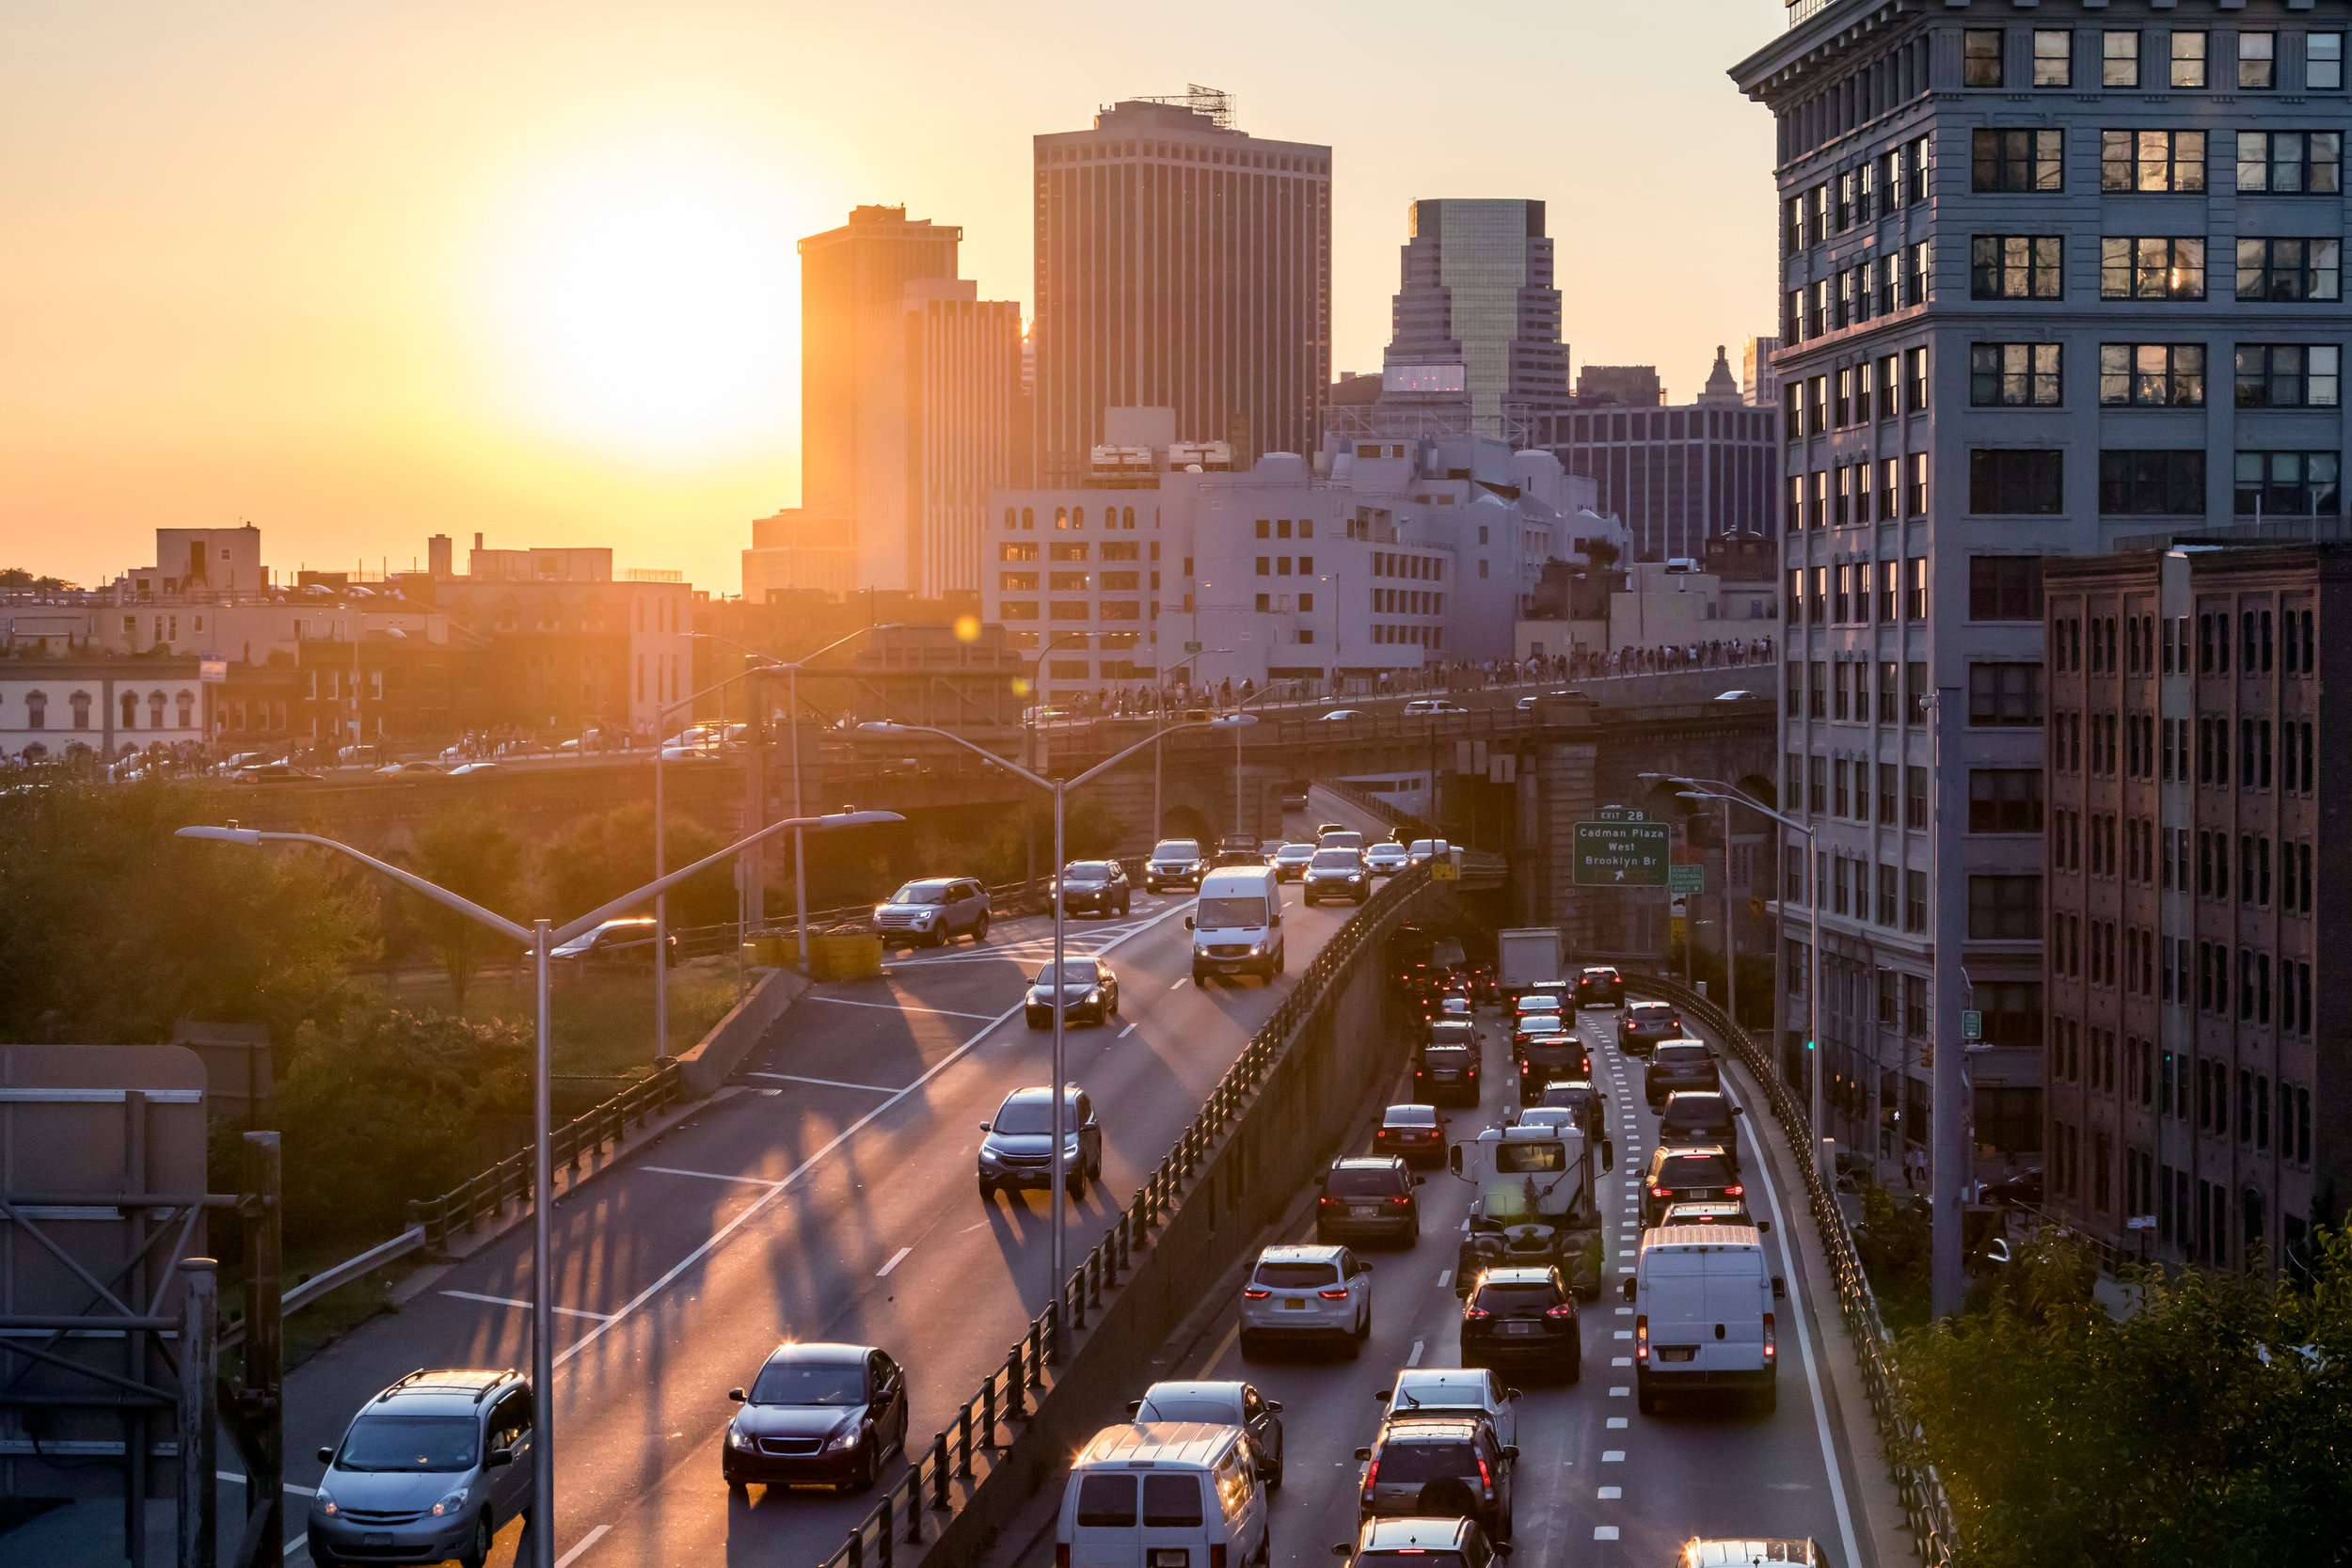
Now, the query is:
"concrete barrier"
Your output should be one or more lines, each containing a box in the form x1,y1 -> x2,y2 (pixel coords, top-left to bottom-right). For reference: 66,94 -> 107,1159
676,967 -> 809,1097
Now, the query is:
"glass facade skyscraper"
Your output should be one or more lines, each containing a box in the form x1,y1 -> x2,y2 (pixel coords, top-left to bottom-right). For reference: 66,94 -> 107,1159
1382,199 -> 1570,439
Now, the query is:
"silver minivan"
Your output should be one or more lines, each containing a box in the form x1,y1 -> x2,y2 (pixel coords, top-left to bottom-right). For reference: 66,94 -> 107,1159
308,1369 -> 533,1568
1057,1422 -> 1270,1568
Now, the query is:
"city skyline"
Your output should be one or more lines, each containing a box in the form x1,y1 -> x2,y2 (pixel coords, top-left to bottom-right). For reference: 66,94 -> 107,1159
0,0 -> 1782,597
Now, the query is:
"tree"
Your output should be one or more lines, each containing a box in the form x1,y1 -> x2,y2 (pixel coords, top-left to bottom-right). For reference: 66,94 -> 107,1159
0,566 -> 76,592
406,810 -> 525,1012
1897,1230 -> 2352,1567
536,803 -> 732,930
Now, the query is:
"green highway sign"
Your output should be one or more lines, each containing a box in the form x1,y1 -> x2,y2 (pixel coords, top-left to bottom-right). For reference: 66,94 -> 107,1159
1184,641 -> 1203,653
1573,820 -> 1670,886
1669,863 -> 1705,896
1963,1009 -> 1983,1042
1596,805 -> 1649,822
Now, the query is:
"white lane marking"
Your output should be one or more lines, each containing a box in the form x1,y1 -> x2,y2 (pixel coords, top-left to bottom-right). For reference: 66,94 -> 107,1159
441,1290 -> 610,1322
1609,1386 -> 1629,1397
1436,1269 -> 1452,1288
287,1536 -> 309,1560
877,1246 -> 914,1277
1614,1330 -> 1633,1340
1607,1417 -> 1629,1429
801,994 -> 1003,1022
1594,1527 -> 1622,1541
1597,1485 -> 1622,1499
1617,1264 -> 1636,1274
1406,1338 -> 1424,1367
1736,1068 -> 1868,1568
1612,1356 -> 1632,1367
1119,1023 -> 1137,1038
1169,977 -> 1187,990
1601,1449 -> 1626,1462
1614,1307 -> 1633,1316
748,1071 -> 904,1094
642,1165 -> 786,1189
559,900 -> 1196,1369
554,1525 -> 612,1568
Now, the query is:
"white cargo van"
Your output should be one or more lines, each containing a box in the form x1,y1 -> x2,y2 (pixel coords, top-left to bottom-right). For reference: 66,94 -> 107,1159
1057,1421 -> 1270,1568
1187,864 -> 1284,985
1623,1224 -> 1785,1415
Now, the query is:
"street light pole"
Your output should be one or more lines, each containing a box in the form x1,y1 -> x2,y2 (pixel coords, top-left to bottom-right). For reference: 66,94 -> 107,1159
855,716 -> 1251,1302
174,806 -> 902,1568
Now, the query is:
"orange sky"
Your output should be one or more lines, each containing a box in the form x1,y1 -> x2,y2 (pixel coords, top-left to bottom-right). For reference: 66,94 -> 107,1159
0,1 -> 1782,595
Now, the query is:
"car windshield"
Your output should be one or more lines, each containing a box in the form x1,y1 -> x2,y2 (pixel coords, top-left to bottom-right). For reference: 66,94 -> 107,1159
1254,1261 -> 1339,1289
1407,840 -> 1437,855
1518,996 -> 1562,1012
1062,863 -> 1112,882
1361,1552 -> 1468,1567
992,1095 -> 1073,1135
1370,844 -> 1406,858
1385,1106 -> 1438,1128
1662,1152 -> 1735,1184
1198,896 -> 1267,927
1154,841 -> 1201,859
1139,1396 -> 1232,1424
1656,1045 -> 1713,1069
1034,961 -> 1099,985
1518,1017 -> 1565,1036
1375,1438 -> 1476,1485
1515,1109 -> 1573,1131
336,1414 -> 481,1472
1279,845 -> 1314,858
1422,1045 -> 1472,1063
749,1361 -> 866,1406
887,883 -> 947,905
1473,1280 -> 1562,1312
1495,1140 -> 1567,1174
1311,849 -> 1359,868
1326,1166 -> 1401,1196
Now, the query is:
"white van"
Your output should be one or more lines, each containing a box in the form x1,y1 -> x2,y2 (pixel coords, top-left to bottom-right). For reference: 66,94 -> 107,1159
1187,864 -> 1284,985
1057,1422 -> 1270,1568
1624,1224 -> 1785,1415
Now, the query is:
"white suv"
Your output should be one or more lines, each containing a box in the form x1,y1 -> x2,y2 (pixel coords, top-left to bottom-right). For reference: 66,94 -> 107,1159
1238,1243 -> 1371,1358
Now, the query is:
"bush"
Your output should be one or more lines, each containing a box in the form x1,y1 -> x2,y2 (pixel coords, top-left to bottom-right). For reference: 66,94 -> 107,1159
536,802 -> 732,929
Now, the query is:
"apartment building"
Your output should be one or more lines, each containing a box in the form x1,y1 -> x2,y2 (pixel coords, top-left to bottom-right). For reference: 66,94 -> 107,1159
1733,0 -> 2352,1180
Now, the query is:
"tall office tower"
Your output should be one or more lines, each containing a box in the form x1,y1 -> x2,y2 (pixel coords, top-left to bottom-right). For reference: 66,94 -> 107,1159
1734,4 -> 2351,1247
1743,336 -> 1785,408
746,206 -> 1022,599
1382,199 -> 1571,439
1032,88 -> 1332,484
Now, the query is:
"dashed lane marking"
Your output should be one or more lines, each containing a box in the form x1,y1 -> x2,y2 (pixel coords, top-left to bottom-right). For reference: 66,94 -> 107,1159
1607,1418 -> 1629,1429
554,1525 -> 612,1568
877,1246 -> 914,1276
643,1165 -> 787,1188
1609,1386 -> 1629,1397
440,1290 -> 611,1322
1594,1527 -> 1622,1541
1614,1330 -> 1632,1339
1407,1338 -> 1424,1367
1601,1449 -> 1626,1463
747,1071 -> 904,1094
1119,1023 -> 1138,1038
1437,1269 -> 1452,1288
1612,1357 -> 1632,1367
1597,1486 -> 1622,1500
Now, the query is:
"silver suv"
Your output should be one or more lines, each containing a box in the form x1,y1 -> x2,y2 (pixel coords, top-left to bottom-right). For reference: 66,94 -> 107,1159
873,877 -> 992,946
309,1369 -> 533,1568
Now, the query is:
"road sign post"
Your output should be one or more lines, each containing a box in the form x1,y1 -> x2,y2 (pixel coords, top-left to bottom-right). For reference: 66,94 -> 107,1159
1572,820 -> 1670,886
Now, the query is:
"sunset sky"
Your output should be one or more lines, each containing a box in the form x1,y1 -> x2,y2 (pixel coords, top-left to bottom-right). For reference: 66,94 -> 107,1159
0,1 -> 1783,596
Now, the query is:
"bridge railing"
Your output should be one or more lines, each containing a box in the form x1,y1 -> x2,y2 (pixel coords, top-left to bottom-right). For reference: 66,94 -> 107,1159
1622,970 -> 1959,1568
812,866 -> 1433,1568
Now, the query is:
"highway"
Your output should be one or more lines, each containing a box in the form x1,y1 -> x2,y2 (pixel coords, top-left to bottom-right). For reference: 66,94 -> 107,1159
1006,993 -> 1869,1567
269,816 -> 1386,1568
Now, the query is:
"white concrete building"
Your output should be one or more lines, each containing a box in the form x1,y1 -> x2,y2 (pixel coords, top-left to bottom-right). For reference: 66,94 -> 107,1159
0,657 -> 207,761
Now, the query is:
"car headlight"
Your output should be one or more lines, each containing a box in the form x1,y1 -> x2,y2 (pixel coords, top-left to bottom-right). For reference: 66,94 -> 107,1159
1084,989 -> 1102,1004
728,1424 -> 757,1451
823,1426 -> 863,1453
315,1482 -> 337,1517
1248,941 -> 1268,956
430,1487 -> 469,1517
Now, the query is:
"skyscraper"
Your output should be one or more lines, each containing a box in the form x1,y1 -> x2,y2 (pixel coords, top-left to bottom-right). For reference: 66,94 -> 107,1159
747,206 -> 1022,599
1382,198 -> 1570,439
1031,88 -> 1331,484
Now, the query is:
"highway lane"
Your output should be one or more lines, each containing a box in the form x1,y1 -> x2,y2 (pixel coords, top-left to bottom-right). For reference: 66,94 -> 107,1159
270,837 -> 1388,1568
1011,991 -> 1867,1567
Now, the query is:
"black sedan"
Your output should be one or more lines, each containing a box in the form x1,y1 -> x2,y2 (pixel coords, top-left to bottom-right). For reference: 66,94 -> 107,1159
723,1343 -> 910,1494
1052,860 -> 1132,916
1459,1264 -> 1581,1380
1303,847 -> 1372,906
1025,958 -> 1120,1027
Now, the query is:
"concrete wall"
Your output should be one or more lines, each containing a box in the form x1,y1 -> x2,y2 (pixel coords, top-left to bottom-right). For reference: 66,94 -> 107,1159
676,967 -> 810,1097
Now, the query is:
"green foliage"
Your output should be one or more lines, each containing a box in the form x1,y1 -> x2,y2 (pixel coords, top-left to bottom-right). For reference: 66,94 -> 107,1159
0,781 -> 372,1044
405,810 -> 525,1011
0,566 -> 76,592
271,1007 -> 528,1248
1898,1230 -> 2352,1568
1853,1180 -> 1933,1330
535,802 -> 732,929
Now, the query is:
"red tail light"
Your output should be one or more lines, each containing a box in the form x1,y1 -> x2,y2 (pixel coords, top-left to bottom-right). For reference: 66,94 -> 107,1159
1475,1452 -> 1493,1497
1243,1286 -> 1271,1299
1057,1545 -> 1071,1568
1389,1195 -> 1411,1206
1210,1547 -> 1228,1568
1318,1287 -> 1350,1300
1763,1311 -> 1777,1363
1652,1186 -> 1671,1198
1319,1196 -> 1340,1207
1725,1184 -> 1745,1197
1463,1305 -> 1490,1321
1635,1314 -> 1649,1362
1545,1303 -> 1576,1320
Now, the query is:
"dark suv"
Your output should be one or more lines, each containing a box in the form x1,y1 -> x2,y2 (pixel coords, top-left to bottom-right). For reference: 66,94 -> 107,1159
1534,1079 -> 1606,1144
1414,1022 -> 1482,1106
1617,1000 -> 1683,1056
1639,1146 -> 1743,1226
1144,839 -> 1207,892
1355,1417 -> 1516,1544
1052,860 -> 1130,916
1644,1039 -> 1722,1107
1316,1156 -> 1422,1245
1458,1264 -> 1581,1380
1573,965 -> 1624,1007
1659,1090 -> 1741,1163
1512,1022 -> 1589,1101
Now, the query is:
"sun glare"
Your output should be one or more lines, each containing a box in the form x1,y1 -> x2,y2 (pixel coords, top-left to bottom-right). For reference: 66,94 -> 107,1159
479,137 -> 794,462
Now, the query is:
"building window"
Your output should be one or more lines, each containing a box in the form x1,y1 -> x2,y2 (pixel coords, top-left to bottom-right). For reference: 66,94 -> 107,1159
1972,236 -> 2064,299
2235,345 -> 2340,408
1969,768 -> 2044,832
1970,875 -> 2045,941
2099,343 -> 2206,406
2100,237 -> 2206,300
1877,356 -> 1899,418
2236,131 -> 2341,195
2099,450 -> 2207,515
1906,346 -> 1929,411
1968,556 -> 2044,621
2240,30 -> 2276,89
2233,451 -> 2341,517
1968,662 -> 2044,727
2101,129 -> 2206,193
2311,32 -> 2345,92
2164,30 -> 2208,88
1964,28 -> 2006,87
2034,28 -> 2073,87
24,691 -> 44,731
2237,238 -> 2342,301
1878,457 -> 1900,520
1971,343 -> 2062,406
1973,129 -> 2064,192
1906,240 -> 1931,306
2104,29 -> 2141,87
1905,452 -> 1929,516
1969,450 -> 2064,515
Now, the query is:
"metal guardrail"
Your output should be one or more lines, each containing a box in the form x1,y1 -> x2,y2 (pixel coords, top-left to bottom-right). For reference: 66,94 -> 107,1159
812,866 -> 1432,1568
1623,971 -> 1959,1568
406,1060 -> 688,1248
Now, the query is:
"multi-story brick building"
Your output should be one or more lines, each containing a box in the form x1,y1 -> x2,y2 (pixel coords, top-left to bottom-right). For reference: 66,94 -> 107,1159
2044,541 -> 2346,1271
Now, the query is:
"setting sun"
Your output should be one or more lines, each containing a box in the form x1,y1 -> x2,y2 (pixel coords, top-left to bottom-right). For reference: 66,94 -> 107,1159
476,135 -> 796,463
